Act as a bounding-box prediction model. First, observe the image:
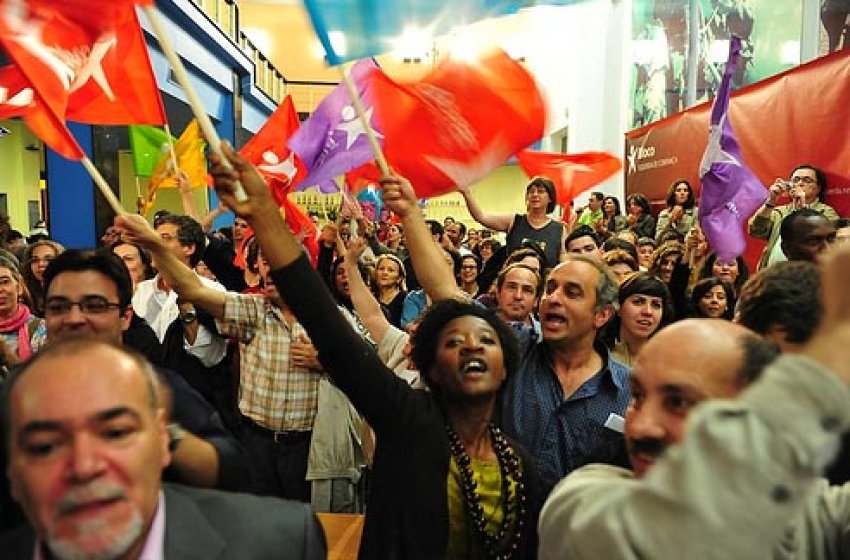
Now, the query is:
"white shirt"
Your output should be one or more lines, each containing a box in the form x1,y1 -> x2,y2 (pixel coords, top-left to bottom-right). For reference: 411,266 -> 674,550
132,273 -> 227,367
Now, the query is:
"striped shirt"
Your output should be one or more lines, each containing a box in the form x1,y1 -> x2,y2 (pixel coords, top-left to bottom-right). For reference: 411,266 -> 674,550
217,293 -> 319,431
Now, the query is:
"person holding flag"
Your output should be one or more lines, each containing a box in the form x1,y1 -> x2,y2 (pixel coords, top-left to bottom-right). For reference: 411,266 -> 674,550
209,142 -> 543,559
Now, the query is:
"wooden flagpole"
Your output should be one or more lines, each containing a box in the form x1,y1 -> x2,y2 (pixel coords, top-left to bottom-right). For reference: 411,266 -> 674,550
337,64 -> 389,176
141,5 -> 246,202
163,122 -> 180,176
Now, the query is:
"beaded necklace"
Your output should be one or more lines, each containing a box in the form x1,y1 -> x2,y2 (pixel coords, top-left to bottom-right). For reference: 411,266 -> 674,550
445,422 -> 527,559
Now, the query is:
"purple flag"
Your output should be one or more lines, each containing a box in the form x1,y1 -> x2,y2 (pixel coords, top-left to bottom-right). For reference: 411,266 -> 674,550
288,59 -> 383,191
698,36 -> 769,262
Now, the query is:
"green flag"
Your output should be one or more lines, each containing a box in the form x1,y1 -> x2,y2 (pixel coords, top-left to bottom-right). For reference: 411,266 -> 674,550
129,125 -> 174,177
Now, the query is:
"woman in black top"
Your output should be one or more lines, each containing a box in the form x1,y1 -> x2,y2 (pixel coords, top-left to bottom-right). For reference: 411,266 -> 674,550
210,145 -> 540,559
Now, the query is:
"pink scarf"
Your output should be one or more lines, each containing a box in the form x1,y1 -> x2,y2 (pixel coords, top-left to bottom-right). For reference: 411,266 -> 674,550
0,304 -> 32,360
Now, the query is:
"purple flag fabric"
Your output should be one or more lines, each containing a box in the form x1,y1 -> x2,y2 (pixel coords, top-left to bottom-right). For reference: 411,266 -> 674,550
288,59 -> 383,191
698,36 -> 769,262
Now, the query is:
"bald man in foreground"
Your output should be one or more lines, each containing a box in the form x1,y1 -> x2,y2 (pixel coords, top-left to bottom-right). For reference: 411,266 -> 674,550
538,266 -> 850,560
0,338 -> 326,559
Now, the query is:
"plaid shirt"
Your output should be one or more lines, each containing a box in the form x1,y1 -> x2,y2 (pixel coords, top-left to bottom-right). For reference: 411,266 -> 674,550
216,293 -> 320,431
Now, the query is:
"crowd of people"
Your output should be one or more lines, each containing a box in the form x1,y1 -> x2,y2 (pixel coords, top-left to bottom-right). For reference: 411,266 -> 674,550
0,153 -> 848,559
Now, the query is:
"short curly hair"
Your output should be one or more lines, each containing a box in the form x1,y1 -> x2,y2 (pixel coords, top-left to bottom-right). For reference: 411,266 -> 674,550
410,299 -> 519,393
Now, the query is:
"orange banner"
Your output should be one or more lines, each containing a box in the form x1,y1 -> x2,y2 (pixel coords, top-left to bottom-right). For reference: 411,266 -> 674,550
625,48 -> 850,267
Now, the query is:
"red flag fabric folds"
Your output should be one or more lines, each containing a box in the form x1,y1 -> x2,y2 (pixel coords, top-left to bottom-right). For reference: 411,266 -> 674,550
0,0 -> 165,130
280,193 -> 318,267
371,49 -> 545,198
240,95 -> 306,205
0,65 -> 84,159
516,150 -> 622,207
240,95 -> 318,266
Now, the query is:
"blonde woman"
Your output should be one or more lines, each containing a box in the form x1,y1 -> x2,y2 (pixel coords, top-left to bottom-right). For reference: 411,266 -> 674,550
372,253 -> 407,327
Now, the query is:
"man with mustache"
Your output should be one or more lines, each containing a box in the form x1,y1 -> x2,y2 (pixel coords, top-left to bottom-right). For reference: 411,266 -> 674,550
0,337 -> 326,559
537,245 -> 850,558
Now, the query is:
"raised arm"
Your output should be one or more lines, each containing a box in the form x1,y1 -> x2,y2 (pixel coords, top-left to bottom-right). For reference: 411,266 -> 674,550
115,213 -> 227,320
344,237 -> 391,344
456,184 -> 515,232
382,175 -> 465,302
210,143 -> 422,431
176,171 -> 201,223
200,201 -> 228,233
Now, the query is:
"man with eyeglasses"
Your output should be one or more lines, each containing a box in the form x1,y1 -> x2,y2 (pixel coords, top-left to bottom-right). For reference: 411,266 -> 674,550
36,249 -> 249,493
748,164 -> 839,270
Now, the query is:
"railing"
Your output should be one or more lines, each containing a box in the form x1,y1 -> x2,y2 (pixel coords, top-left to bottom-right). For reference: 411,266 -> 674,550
189,0 -> 287,103
239,34 -> 287,103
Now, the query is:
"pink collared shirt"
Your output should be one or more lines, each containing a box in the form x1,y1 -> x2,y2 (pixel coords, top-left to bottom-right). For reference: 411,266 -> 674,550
34,491 -> 165,560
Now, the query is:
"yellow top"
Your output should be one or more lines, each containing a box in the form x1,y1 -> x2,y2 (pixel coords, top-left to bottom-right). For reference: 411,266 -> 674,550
445,456 -> 519,559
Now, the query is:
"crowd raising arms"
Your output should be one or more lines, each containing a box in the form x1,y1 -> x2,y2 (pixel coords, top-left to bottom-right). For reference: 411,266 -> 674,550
208,143 -> 542,559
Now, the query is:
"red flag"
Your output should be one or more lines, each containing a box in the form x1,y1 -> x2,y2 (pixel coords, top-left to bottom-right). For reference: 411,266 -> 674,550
280,191 -> 319,267
240,96 -> 318,265
344,161 -> 382,195
65,8 -> 166,125
516,150 -> 622,207
240,95 -> 306,205
371,49 -> 545,198
0,65 -> 84,160
0,1 -> 165,127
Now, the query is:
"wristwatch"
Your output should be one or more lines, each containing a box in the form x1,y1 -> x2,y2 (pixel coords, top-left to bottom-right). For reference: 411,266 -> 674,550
167,422 -> 187,451
179,305 -> 197,324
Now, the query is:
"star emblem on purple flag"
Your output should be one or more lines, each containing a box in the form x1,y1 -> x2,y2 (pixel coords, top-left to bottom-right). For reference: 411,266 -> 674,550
288,59 -> 383,191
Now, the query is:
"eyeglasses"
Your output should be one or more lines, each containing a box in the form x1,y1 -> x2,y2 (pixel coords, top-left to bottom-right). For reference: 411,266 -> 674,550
44,296 -> 121,315
791,176 -> 817,185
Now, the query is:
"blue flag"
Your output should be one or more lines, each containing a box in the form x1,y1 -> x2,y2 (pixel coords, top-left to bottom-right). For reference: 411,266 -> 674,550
303,0 -> 584,65
698,36 -> 769,262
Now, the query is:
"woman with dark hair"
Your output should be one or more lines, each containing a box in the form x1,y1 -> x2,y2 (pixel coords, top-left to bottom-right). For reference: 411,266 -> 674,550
601,271 -> 673,366
655,179 -> 698,239
111,240 -> 155,291
700,252 -> 750,296
211,152 -> 541,559
477,238 -> 501,268
458,253 -> 483,297
625,193 -> 656,240
690,277 -> 735,320
21,239 -> 64,317
648,241 -> 683,286
595,196 -> 628,240
458,176 -> 566,269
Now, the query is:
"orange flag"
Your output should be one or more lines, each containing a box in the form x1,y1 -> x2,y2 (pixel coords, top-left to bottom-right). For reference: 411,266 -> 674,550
516,150 -> 622,207
371,49 -> 545,198
148,120 -> 207,190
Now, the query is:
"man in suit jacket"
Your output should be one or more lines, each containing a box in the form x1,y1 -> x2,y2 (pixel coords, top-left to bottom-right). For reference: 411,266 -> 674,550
0,337 -> 325,559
